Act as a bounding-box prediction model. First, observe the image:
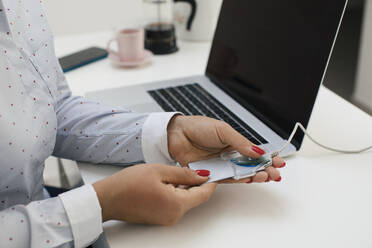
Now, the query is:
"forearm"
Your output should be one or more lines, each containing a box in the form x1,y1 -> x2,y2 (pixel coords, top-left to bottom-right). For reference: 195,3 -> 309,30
53,95 -> 148,164
53,95 -> 180,165
0,197 -> 73,248
0,184 -> 102,248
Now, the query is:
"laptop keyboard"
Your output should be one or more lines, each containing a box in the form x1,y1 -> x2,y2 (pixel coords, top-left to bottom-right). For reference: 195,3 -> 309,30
148,83 -> 268,145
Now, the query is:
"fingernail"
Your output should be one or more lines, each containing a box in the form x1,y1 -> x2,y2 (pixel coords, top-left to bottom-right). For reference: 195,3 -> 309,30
265,177 -> 270,182
252,145 -> 265,155
196,170 -> 210,177
280,162 -> 286,168
275,176 -> 282,182
246,180 -> 252,184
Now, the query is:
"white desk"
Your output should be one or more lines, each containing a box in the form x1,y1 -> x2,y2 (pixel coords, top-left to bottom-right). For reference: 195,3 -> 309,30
55,31 -> 372,248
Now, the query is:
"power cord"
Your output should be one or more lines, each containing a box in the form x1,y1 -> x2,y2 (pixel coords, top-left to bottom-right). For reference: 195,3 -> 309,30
270,122 -> 372,158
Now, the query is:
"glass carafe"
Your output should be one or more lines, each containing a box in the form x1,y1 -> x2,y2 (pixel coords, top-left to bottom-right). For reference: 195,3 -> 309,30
143,0 -> 196,54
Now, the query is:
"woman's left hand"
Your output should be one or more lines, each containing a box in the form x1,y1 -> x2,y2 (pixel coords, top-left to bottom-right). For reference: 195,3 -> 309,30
167,115 -> 286,183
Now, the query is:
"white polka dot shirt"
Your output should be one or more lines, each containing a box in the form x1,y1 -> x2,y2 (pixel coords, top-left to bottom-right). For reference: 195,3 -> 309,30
0,0 -> 178,247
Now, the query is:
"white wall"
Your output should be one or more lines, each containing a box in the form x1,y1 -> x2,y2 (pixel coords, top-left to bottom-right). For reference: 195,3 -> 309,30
43,0 -> 144,36
354,0 -> 372,112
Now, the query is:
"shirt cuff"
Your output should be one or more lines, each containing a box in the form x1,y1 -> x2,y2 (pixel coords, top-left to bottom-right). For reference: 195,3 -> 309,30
59,184 -> 103,248
141,112 -> 181,164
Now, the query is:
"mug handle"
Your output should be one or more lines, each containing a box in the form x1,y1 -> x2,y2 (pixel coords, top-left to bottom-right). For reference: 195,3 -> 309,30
106,38 -> 117,55
174,0 -> 197,31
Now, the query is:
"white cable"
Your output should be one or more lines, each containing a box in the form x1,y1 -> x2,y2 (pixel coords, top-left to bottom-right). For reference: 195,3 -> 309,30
270,122 -> 372,158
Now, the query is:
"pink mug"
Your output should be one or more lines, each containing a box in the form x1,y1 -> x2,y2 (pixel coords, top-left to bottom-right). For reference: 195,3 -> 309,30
107,29 -> 145,61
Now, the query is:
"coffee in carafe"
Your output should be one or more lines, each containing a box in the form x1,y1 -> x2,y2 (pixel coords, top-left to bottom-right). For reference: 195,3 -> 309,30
143,0 -> 196,54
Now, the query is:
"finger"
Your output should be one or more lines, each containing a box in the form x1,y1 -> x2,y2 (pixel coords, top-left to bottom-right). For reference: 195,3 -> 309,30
157,165 -> 210,186
180,183 -> 217,211
216,121 -> 265,158
218,177 -> 252,184
251,171 -> 268,183
265,166 -> 280,181
272,156 -> 286,168
219,171 -> 269,184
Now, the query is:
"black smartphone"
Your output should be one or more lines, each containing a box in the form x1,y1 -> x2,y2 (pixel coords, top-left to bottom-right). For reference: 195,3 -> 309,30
58,47 -> 108,73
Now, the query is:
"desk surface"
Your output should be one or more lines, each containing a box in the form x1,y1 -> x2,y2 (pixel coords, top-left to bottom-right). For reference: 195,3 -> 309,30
55,31 -> 372,248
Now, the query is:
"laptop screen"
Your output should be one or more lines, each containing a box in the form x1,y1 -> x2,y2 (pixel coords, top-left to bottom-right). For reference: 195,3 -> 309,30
206,0 -> 347,149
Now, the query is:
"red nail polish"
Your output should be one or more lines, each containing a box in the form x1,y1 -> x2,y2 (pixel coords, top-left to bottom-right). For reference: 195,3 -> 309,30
275,176 -> 282,182
252,146 -> 265,155
265,177 -> 270,182
280,162 -> 286,168
196,170 -> 210,177
246,180 -> 252,184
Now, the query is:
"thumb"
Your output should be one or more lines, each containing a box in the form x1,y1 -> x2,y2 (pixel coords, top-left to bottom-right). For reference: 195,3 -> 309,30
158,165 -> 210,186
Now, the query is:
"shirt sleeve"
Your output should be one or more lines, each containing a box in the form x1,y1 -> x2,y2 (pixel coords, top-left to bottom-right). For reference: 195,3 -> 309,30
0,184 -> 101,248
58,184 -> 102,248
142,112 -> 181,164
52,93 -> 180,165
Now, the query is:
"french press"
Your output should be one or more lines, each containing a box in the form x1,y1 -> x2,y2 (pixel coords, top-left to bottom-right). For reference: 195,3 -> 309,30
143,0 -> 196,55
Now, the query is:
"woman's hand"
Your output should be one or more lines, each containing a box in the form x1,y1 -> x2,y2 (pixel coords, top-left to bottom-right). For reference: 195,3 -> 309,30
93,164 -> 216,225
167,115 -> 286,183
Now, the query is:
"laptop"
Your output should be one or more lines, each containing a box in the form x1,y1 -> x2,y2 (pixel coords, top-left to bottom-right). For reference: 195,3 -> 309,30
86,0 -> 348,157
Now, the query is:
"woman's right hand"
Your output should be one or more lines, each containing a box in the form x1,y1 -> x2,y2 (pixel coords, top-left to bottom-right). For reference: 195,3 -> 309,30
93,164 -> 216,226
